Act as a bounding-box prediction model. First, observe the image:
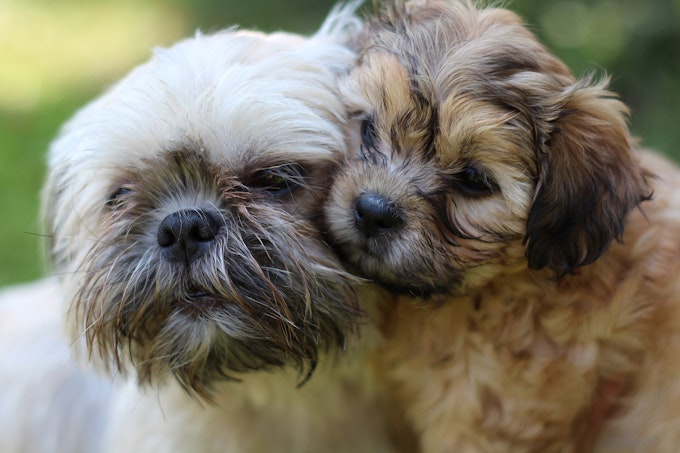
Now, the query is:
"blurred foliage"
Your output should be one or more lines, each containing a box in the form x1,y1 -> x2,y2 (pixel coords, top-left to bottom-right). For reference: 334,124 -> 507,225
0,0 -> 678,285
513,0 -> 680,154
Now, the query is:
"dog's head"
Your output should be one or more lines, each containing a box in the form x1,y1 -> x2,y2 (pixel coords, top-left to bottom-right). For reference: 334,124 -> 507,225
44,6 -> 361,398
325,0 -> 651,297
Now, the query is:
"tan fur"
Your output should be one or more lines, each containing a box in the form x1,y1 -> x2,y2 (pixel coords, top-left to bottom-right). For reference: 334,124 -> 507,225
325,1 -> 680,451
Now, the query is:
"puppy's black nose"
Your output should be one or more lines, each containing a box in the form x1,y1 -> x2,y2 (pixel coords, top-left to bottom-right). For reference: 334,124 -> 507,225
157,209 -> 221,264
354,192 -> 403,238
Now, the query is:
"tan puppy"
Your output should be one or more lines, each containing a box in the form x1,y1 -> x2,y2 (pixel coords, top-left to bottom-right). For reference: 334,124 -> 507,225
325,1 -> 680,451
0,5 -> 399,453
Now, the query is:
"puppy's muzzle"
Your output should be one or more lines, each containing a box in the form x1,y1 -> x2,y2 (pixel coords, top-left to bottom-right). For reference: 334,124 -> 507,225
354,192 -> 403,238
157,208 -> 222,264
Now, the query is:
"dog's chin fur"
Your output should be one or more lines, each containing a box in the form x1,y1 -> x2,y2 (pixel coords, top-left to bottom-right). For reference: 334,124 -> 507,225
0,5 -> 405,453
325,1 -> 680,451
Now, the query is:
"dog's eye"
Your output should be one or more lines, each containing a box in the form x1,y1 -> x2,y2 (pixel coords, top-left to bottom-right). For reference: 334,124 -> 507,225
106,187 -> 133,207
250,164 -> 304,196
454,167 -> 499,197
361,118 -> 378,151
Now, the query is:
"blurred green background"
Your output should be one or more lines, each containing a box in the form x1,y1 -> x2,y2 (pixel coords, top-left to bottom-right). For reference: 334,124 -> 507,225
1,0 -> 679,286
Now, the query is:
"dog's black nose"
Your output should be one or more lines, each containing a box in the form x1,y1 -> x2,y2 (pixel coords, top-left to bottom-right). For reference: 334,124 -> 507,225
354,192 -> 403,238
157,209 -> 221,264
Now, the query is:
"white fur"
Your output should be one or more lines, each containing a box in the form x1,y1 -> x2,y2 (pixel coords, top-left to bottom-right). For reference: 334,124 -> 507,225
0,4 -> 396,452
0,279 -> 390,452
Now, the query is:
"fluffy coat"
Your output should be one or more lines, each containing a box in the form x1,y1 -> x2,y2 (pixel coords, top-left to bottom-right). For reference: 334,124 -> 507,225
325,1 -> 680,451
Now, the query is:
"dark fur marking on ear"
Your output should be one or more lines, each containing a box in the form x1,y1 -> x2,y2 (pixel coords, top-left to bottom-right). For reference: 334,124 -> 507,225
523,87 -> 652,277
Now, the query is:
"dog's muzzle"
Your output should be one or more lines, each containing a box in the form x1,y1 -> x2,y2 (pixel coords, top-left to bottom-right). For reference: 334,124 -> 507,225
353,192 -> 403,238
157,208 -> 223,264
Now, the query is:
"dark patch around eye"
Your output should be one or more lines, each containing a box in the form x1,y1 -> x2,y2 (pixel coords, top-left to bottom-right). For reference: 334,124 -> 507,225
361,118 -> 379,153
250,164 -> 305,196
106,187 -> 133,208
452,166 -> 499,197
359,117 -> 385,164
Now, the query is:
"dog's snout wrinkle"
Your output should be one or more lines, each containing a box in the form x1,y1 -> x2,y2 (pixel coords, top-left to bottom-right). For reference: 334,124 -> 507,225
158,208 -> 221,264
354,192 -> 403,238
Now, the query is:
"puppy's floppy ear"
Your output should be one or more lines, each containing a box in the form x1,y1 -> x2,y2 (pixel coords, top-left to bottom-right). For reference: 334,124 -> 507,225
524,78 -> 651,276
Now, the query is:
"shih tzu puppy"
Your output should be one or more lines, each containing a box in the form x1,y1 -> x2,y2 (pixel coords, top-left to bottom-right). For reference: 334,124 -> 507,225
0,4 -> 400,453
325,0 -> 680,451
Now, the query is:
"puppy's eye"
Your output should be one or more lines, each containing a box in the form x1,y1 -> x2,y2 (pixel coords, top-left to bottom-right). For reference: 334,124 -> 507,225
250,164 -> 304,196
454,167 -> 499,197
106,187 -> 133,207
361,118 -> 378,151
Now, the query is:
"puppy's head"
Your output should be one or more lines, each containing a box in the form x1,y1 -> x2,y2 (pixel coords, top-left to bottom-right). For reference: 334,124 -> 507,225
325,0 -> 651,297
44,6 -> 361,398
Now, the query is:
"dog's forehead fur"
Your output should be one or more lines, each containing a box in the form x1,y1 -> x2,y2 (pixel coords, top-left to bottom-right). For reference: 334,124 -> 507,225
361,1 -> 571,90
347,0 -> 571,165
59,30 -> 350,167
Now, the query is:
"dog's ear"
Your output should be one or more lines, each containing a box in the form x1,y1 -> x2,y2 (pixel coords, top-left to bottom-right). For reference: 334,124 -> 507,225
524,79 -> 651,276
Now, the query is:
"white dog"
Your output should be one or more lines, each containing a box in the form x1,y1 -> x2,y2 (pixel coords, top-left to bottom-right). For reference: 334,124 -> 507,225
0,5 -> 398,452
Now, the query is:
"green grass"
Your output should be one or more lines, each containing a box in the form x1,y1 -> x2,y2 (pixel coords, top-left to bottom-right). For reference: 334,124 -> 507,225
0,94 -> 98,285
